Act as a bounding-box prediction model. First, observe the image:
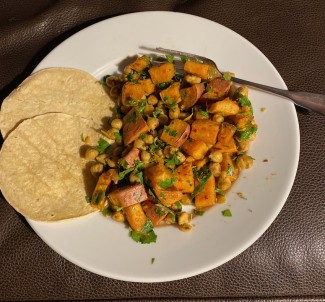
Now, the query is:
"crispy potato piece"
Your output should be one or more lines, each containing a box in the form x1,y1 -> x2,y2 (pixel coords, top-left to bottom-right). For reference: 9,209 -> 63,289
160,82 -> 181,104
180,83 -> 205,110
121,79 -> 154,105
184,61 -> 221,80
123,108 -> 149,145
153,187 -> 183,207
121,147 -> 140,168
139,78 -> 155,95
124,203 -> 147,232
144,164 -> 174,188
214,122 -> 238,153
194,175 -> 216,208
190,119 -> 219,145
125,55 -> 150,73
220,153 -> 239,182
91,170 -> 113,211
174,162 -> 195,193
108,184 -> 148,208
148,62 -> 175,85
208,97 -> 240,116
160,119 -> 190,148
182,139 -> 209,160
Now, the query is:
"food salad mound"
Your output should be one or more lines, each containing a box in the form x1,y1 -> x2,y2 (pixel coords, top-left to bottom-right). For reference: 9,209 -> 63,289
83,54 -> 257,244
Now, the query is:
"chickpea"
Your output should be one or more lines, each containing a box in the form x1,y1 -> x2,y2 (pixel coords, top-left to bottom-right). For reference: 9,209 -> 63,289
156,100 -> 165,109
147,117 -> 159,130
148,94 -> 158,105
212,114 -> 224,124
105,157 -> 118,168
195,110 -> 209,120
96,153 -> 108,164
133,139 -> 146,150
129,170 -> 142,184
178,212 -> 192,225
85,148 -> 99,160
158,114 -> 169,126
111,118 -> 123,130
102,128 -> 118,140
144,104 -> 154,116
209,150 -> 223,163
217,195 -> 226,204
176,151 -> 186,164
218,171 -> 232,191
209,162 -> 221,177
112,211 -> 125,223
143,134 -> 154,145
163,146 -> 178,157
184,74 -> 201,84
169,105 -> 180,119
180,194 -> 192,205
90,163 -> 104,177
179,223 -> 193,232
237,140 -> 249,152
140,150 -> 151,163
236,155 -> 253,170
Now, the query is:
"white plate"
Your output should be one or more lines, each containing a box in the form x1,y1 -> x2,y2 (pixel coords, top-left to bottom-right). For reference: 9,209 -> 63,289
28,11 -> 300,282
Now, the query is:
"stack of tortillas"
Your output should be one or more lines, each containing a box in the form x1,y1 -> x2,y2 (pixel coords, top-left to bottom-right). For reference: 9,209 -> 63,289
0,68 -> 114,221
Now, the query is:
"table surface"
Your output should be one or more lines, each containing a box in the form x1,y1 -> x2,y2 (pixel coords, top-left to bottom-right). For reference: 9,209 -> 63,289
0,1 -> 324,301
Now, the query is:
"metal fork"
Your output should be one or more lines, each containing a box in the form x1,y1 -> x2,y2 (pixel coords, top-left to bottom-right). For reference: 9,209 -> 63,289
155,47 -> 325,115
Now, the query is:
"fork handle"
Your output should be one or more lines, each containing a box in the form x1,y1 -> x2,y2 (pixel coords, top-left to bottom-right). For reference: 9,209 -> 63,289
232,77 -> 325,115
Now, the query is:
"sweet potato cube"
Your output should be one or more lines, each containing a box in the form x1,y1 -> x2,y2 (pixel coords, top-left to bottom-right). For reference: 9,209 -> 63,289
121,82 -> 145,105
126,55 -> 150,72
160,119 -> 190,148
220,153 -> 239,182
208,97 -> 240,116
108,184 -> 148,208
142,200 -> 167,227
123,108 -> 149,145
200,78 -> 232,103
160,82 -> 181,104
124,203 -> 147,232
121,147 -> 140,169
182,139 -> 209,160
180,83 -> 205,110
190,119 -> 219,145
153,187 -> 183,207
194,175 -> 216,209
139,78 -> 155,95
184,61 -> 221,80
148,62 -> 175,85
174,162 -> 195,193
144,164 -> 175,188
91,170 -> 112,211
214,122 -> 237,153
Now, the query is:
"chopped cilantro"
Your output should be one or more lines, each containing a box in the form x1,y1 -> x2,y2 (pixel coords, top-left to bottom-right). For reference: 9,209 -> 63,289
193,209 -> 205,216
166,54 -> 174,63
157,82 -> 171,89
135,171 -> 144,184
223,72 -> 232,81
139,133 -> 147,140
118,160 -> 143,181
156,203 -> 176,222
85,196 -> 91,203
236,124 -> 257,141
164,153 -> 181,167
80,133 -> 85,142
155,208 -> 166,216
199,108 -> 209,117
227,164 -> 235,176
173,74 -> 183,82
129,219 -> 157,244
151,258 -> 155,264
126,110 -> 139,124
164,125 -> 177,137
174,201 -> 182,211
102,207 -> 112,217
237,93 -> 254,115
222,209 -> 232,217
96,138 -> 110,154
191,167 -> 212,198
158,177 -> 177,189
163,97 -> 177,109
215,187 -> 225,196
114,131 -> 122,142
152,109 -> 161,118
181,55 -> 189,62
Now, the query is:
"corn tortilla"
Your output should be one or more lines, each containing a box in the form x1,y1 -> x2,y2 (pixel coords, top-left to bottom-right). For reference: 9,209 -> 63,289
0,68 -> 114,138
0,113 -> 103,221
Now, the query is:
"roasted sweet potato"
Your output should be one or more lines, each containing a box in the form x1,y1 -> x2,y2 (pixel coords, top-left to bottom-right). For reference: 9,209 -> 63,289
108,184 -> 148,208
194,175 -> 216,209
179,83 -> 205,110
214,122 -> 237,153
124,55 -> 150,73
220,153 -> 239,182
121,79 -> 154,105
182,139 -> 209,160
124,203 -> 147,232
174,162 -> 195,193
144,164 -> 175,188
184,61 -> 221,80
160,119 -> 190,148
208,97 -> 240,116
91,170 -> 113,211
190,119 -> 219,145
142,200 -> 167,226
148,62 -> 175,85
153,187 -> 183,207
159,82 -> 181,104
123,107 -> 149,145
200,78 -> 232,103
121,147 -> 140,168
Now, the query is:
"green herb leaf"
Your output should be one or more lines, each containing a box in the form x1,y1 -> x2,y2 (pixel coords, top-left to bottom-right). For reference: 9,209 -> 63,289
164,153 -> 181,167
152,109 -> 161,118
193,209 -> 205,216
223,72 -> 232,81
215,187 -> 225,196
173,74 -> 183,82
151,257 -> 155,264
199,108 -> 209,117
236,125 -> 257,141
237,93 -> 254,115
181,55 -> 189,62
135,171 -> 144,184
157,82 -> 171,89
166,54 -> 174,63
129,219 -> 157,244
163,97 -> 177,109
164,125 -> 178,137
102,207 -> 112,217
85,196 -> 91,203
227,164 -> 235,176
96,138 -> 110,154
156,203 -> 176,221
80,133 -> 85,142
114,131 -> 122,142
222,209 -> 232,217
174,201 -> 182,211
155,208 -> 166,216
191,167 -> 212,198
158,177 -> 177,189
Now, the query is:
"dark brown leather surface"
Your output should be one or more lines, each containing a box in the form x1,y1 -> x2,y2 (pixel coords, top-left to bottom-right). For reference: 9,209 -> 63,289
0,0 -> 324,301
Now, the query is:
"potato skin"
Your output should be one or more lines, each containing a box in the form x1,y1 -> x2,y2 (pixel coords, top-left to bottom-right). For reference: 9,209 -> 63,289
160,119 -> 190,148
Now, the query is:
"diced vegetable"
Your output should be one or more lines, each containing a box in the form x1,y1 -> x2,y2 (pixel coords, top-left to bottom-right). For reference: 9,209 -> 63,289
91,170 -> 113,211
182,139 -> 209,160
142,200 -> 167,226
121,147 -> 140,168
208,97 -> 240,116
148,62 -> 175,85
214,122 -> 238,153
159,82 -> 181,104
125,55 -> 150,73
174,162 -> 195,193
179,83 -> 205,110
200,78 -> 232,102
184,61 -> 221,80
123,107 -> 149,145
144,164 -> 175,188
153,187 -> 183,207
220,153 -> 239,182
121,79 -> 154,105
190,119 -> 219,145
194,175 -> 216,208
108,184 -> 148,208
124,203 -> 147,232
160,119 -> 190,148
